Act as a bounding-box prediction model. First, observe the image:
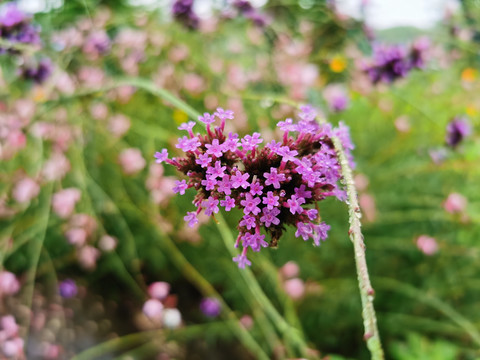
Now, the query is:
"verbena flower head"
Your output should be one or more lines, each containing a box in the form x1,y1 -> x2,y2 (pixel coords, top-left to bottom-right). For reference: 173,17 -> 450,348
157,106 -> 353,268
445,116 -> 471,148
364,39 -> 429,84
0,2 -> 41,51
21,58 -> 53,84
172,0 -> 200,30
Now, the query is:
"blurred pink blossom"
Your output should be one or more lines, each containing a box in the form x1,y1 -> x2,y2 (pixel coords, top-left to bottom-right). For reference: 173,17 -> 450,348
70,214 -> 97,235
65,228 -> 88,247
240,315 -> 254,330
13,177 -> 40,203
394,115 -> 411,133
416,235 -> 439,255
0,271 -> 20,296
99,235 -> 117,252
52,188 -> 81,218
148,282 -> 170,300
443,193 -> 467,214
78,67 -> 105,89
90,103 -> 109,121
183,73 -> 206,94
0,316 -> 19,339
78,246 -> 100,270
143,299 -> 164,322
359,193 -> 377,223
2,337 -> 24,358
42,152 -> 71,181
119,148 -> 146,175
283,278 -> 305,299
108,114 -> 131,138
146,164 -> 176,204
280,261 -> 300,279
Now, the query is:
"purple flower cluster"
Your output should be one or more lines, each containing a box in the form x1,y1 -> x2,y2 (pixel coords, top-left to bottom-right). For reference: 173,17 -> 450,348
172,0 -> 200,30
0,2 -> 40,51
233,0 -> 268,27
156,106 -> 353,268
445,116 -> 471,148
364,39 -> 429,84
21,58 -> 53,84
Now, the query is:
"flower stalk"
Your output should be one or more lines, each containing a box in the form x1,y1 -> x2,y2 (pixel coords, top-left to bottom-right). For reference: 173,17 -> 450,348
331,135 -> 384,359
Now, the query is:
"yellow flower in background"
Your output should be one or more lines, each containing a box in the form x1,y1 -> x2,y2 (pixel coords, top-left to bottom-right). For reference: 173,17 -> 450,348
329,55 -> 347,73
33,87 -> 46,103
466,104 -> 477,117
461,68 -> 477,82
173,109 -> 188,124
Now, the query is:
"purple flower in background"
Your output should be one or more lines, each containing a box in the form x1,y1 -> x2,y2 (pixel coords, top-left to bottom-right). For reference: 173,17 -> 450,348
446,116 -> 471,148
172,0 -> 200,30
59,279 -> 78,298
199,297 -> 222,318
156,105 -> 351,268
233,0 -> 268,27
21,58 -> 53,84
323,84 -> 350,113
0,2 -> 41,51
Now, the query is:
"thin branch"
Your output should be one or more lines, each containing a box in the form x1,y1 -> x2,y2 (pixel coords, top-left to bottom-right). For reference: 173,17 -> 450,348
331,135 -> 384,360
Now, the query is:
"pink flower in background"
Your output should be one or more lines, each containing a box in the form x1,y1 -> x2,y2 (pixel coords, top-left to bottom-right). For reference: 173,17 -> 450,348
280,261 -> 300,279
359,193 -> 377,223
108,114 -> 131,137
12,177 -> 40,203
394,115 -> 411,133
0,271 -> 20,296
1,338 -> 24,358
143,299 -> 164,322
70,214 -> 97,235
119,148 -> 146,175
240,315 -> 254,329
323,84 -> 350,112
148,282 -> 170,300
42,152 -> 71,181
0,316 -> 19,338
65,228 -> 88,247
145,164 -> 176,204
99,235 -> 117,252
416,235 -> 438,255
52,188 -> 81,218
77,245 -> 100,270
90,103 -> 109,121
283,278 -> 305,299
443,193 -> 467,214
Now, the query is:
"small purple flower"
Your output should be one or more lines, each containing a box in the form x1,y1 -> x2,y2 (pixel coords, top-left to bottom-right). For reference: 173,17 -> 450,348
277,118 -> 295,132
217,176 -> 232,195
233,251 -> 251,269
176,136 -> 201,152
295,222 -> 313,241
312,222 -> 330,246
173,180 -> 188,195
241,133 -> 263,151
231,170 -> 250,189
178,121 -> 196,133
21,58 -> 53,84
286,195 -> 306,215
200,297 -> 222,318
206,161 -> 226,179
184,211 -> 199,227
214,108 -> 234,121
263,168 -> 286,189
240,193 -> 261,215
154,149 -> 169,164
277,146 -> 298,162
205,139 -> 224,157
294,185 -> 312,199
195,153 -> 211,167
220,196 -> 235,211
306,209 -> 318,220
260,207 -> 281,227
245,233 -> 268,252
446,116 -> 471,148
265,140 -> 282,153
59,279 -> 78,298
224,132 -> 240,152
201,177 -> 218,191
239,215 -> 256,230
262,191 -> 279,209
202,197 -> 220,216
250,180 -> 264,196
198,112 -> 215,125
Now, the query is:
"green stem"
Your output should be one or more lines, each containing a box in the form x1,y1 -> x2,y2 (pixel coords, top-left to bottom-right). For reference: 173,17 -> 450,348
331,135 -> 384,360
154,225 -> 271,360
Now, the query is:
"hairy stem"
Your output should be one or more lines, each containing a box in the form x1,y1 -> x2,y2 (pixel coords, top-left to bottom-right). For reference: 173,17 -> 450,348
331,135 -> 384,360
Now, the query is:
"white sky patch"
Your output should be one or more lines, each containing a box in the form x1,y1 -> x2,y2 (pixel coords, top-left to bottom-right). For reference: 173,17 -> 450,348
336,0 -> 454,29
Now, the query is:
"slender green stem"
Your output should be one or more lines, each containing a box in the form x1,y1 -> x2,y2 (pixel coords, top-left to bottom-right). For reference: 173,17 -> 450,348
330,135 -> 384,360
154,225 -> 271,360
